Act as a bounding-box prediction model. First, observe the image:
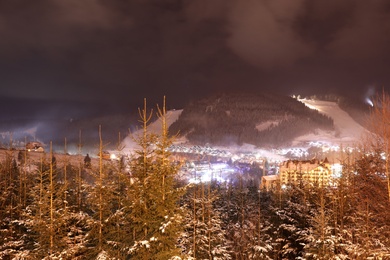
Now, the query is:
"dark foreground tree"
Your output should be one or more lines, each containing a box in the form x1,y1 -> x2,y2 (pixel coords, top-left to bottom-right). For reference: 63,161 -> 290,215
127,98 -> 186,259
182,182 -> 231,259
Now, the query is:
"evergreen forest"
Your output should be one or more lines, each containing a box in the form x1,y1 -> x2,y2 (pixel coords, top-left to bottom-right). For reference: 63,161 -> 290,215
169,93 -> 334,147
0,98 -> 389,259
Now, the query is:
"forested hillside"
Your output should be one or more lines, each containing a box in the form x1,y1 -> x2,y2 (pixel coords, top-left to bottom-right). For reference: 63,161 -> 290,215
169,93 -> 334,147
0,99 -> 389,259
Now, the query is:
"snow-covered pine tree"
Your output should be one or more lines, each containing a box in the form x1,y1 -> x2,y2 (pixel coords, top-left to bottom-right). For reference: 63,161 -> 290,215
223,175 -> 249,259
303,184 -> 343,259
0,151 -> 26,258
83,126 -> 120,259
55,139 -> 93,258
246,182 -> 273,260
267,185 -> 312,259
222,175 -> 271,259
326,149 -> 356,258
183,182 -> 231,259
345,151 -> 390,258
98,132 -> 133,259
23,143 -> 71,258
151,97 -> 186,258
125,98 -> 159,259
368,90 -> 390,203
126,98 -> 186,259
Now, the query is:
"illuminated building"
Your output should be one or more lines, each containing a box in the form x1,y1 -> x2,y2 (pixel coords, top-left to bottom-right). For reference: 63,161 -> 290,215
279,158 -> 331,187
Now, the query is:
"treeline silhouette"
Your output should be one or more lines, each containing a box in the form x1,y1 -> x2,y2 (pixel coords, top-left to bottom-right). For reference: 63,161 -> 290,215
0,96 -> 389,259
2,149 -> 390,259
169,93 -> 334,147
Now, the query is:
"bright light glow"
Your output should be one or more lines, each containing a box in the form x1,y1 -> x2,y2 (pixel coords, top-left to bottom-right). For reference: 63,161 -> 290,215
211,162 -> 229,170
365,97 -> 374,107
331,163 -> 343,178
110,153 -> 118,160
188,173 -> 226,184
186,162 -> 235,184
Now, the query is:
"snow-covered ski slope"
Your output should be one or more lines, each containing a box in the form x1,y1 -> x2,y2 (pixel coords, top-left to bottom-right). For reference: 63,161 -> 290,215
294,98 -> 368,146
140,109 -> 182,135
121,109 -> 184,152
120,98 -> 368,154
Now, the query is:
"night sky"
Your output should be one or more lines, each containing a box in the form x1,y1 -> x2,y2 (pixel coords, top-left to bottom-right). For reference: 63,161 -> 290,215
1,0 -> 390,115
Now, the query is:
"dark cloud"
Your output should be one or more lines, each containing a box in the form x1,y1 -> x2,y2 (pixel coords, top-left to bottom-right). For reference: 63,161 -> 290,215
226,0 -> 313,69
1,0 -> 390,113
0,0 -> 115,55
326,1 -> 390,62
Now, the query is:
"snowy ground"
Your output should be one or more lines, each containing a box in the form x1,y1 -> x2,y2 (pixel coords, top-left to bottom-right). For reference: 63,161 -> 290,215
294,98 -> 369,147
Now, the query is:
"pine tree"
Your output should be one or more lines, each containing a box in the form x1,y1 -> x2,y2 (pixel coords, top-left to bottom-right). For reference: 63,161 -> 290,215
303,185 -> 341,259
127,98 -> 186,259
222,176 -> 271,259
100,132 -> 133,259
23,143 -> 69,258
83,126 -> 120,258
58,138 -> 93,258
182,182 -> 231,259
368,90 -> 390,202
267,186 -> 312,260
0,151 -> 26,258
346,151 -> 390,258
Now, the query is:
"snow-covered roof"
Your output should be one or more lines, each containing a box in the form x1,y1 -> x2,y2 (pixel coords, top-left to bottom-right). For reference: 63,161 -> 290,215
262,175 -> 279,181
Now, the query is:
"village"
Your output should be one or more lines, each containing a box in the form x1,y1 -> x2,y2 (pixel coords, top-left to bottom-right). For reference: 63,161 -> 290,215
0,139 -> 347,192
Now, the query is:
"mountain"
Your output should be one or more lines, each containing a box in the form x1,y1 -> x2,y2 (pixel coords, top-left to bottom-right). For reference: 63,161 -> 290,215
293,98 -> 369,146
168,93 -> 335,148
117,93 -> 369,161
0,96 -> 136,153
0,93 -> 370,155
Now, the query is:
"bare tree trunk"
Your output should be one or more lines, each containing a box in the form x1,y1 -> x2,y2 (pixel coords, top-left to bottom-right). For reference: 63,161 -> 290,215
49,141 -> 54,255
39,157 -> 44,220
319,184 -> 325,256
207,183 -> 212,260
77,129 -> 83,211
98,125 -> 103,252
157,96 -> 167,202
64,137 -> 68,213
258,186 -> 261,242
138,98 -> 153,237
193,176 -> 197,259
23,137 -> 27,207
